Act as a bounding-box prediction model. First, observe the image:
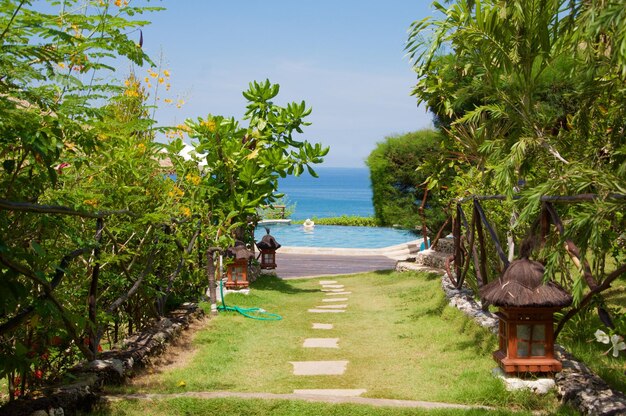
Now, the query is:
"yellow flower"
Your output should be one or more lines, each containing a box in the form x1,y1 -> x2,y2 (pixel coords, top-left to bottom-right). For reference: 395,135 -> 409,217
124,79 -> 130,87
185,174 -> 201,186
114,0 -> 122,6
180,206 -> 191,217
163,69 -> 171,77
200,119 -> 217,132
164,98 -> 173,104
84,199 -> 99,207
144,77 -> 150,83
137,143 -> 146,153
149,70 -> 158,78
58,62 -> 66,68
158,77 -> 164,84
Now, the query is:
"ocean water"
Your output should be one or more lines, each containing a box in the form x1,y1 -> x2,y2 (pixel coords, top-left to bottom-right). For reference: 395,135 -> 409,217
257,167 -> 422,248
277,167 -> 373,220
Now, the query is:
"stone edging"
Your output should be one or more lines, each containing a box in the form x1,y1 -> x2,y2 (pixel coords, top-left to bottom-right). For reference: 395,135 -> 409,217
0,303 -> 205,416
396,259 -> 626,416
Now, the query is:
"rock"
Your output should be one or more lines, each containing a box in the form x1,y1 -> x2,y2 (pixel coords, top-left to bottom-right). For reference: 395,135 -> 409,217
414,249 -> 450,269
432,237 -> 455,254
492,368 -> 556,394
85,359 -> 125,384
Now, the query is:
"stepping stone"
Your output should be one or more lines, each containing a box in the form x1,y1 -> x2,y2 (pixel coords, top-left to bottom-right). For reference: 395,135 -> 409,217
325,291 -> 351,295
319,280 -> 337,285
312,323 -> 333,329
316,304 -> 347,309
308,309 -> 345,313
321,289 -> 345,292
322,285 -> 344,289
294,389 -> 367,397
303,338 -> 339,348
322,297 -> 348,302
290,360 -> 348,375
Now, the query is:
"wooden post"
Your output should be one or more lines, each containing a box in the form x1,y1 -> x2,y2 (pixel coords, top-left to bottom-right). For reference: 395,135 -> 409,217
453,204 -> 463,284
206,249 -> 219,316
88,217 -> 104,361
474,199 -> 509,269
474,202 -> 488,285
419,187 -> 430,250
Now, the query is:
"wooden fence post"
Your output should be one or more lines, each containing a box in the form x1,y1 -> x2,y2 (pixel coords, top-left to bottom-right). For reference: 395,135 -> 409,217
88,217 -> 104,361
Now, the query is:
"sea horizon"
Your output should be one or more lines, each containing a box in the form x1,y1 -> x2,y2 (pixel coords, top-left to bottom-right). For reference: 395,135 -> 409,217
277,166 -> 373,220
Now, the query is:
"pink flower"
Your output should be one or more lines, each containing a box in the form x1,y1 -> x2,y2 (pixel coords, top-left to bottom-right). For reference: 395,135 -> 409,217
56,162 -> 71,173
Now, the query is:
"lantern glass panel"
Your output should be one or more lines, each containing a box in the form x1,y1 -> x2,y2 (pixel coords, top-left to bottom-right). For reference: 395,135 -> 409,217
517,342 -> 529,357
516,324 -> 547,357
517,324 -> 530,339
531,343 -> 546,356
533,324 -> 546,341
263,253 -> 272,262
233,265 -> 244,281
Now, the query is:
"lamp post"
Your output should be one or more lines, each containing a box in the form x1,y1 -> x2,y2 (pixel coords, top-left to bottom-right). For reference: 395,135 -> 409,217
256,227 -> 281,270
480,257 -> 572,374
225,241 -> 254,289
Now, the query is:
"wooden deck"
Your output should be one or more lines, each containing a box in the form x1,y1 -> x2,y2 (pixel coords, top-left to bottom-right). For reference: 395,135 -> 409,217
270,252 -> 397,279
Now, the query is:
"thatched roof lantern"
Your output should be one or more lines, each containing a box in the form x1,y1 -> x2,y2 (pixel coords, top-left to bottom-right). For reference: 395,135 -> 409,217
226,240 -> 254,261
225,241 -> 253,289
256,228 -> 280,269
480,256 -> 572,375
256,228 -> 281,251
480,258 -> 572,308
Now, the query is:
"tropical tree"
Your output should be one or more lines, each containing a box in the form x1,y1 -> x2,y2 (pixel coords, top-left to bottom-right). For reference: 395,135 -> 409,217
407,0 -> 625,332
165,80 -> 329,278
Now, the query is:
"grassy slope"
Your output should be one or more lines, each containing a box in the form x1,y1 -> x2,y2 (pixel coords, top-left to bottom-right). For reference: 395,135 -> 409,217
108,271 -> 569,414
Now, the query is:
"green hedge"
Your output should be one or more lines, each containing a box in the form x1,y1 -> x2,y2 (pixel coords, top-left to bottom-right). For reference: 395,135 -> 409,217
366,130 -> 449,231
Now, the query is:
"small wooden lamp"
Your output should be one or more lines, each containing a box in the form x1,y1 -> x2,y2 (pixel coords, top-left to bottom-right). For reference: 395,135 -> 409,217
225,241 -> 254,289
256,227 -> 281,270
480,257 -> 572,374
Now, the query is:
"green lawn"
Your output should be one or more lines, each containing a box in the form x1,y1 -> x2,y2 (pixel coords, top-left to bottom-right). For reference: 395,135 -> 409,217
97,270 -> 578,415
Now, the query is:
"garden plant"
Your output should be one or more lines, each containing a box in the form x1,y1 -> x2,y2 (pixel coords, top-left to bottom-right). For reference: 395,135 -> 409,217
0,0 -> 327,402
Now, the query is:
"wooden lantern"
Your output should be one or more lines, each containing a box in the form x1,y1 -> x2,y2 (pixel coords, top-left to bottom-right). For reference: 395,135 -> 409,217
225,242 -> 254,289
256,228 -> 281,270
226,257 -> 249,289
480,257 -> 572,374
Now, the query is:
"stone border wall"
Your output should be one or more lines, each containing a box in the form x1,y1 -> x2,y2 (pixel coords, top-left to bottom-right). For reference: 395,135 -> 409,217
0,303 -> 205,416
396,241 -> 626,416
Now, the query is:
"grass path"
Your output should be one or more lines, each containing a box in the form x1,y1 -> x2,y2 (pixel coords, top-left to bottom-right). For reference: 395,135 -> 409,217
98,271 -> 576,415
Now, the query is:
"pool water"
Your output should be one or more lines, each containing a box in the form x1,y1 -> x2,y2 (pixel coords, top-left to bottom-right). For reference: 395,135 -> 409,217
254,224 -> 420,249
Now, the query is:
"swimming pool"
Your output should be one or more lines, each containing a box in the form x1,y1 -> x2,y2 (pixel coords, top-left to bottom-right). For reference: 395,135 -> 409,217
254,223 -> 420,249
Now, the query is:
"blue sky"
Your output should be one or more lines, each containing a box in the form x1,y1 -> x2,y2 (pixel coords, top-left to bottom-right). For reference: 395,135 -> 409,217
137,0 -> 435,167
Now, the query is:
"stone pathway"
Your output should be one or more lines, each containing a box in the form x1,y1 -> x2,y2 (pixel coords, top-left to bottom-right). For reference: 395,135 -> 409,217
101,275 -> 496,412
290,360 -> 348,375
312,323 -> 333,330
296,280 -> 365,397
303,338 -> 339,348
104,391 -> 493,410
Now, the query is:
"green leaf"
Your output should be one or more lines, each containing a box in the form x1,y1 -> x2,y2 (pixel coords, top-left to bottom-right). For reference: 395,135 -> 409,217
30,241 -> 46,257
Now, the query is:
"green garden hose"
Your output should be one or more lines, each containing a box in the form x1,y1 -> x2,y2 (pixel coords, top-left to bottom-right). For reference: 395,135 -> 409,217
217,280 -> 282,321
